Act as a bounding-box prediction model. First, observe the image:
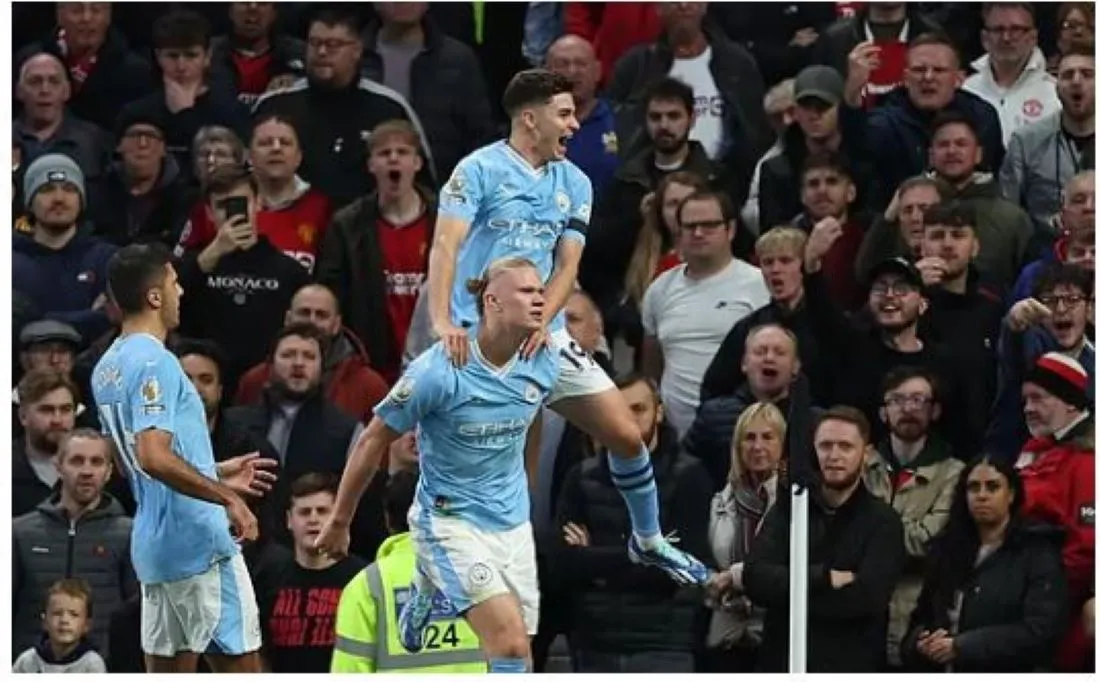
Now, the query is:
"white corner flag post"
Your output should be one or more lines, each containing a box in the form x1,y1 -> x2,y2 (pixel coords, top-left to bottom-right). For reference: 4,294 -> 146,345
788,482 -> 810,673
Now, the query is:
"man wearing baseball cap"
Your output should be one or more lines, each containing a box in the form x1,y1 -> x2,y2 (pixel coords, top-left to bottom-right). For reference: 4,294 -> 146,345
14,320 -> 92,439
759,64 -> 872,232
1017,352 -> 1095,672
12,153 -> 116,349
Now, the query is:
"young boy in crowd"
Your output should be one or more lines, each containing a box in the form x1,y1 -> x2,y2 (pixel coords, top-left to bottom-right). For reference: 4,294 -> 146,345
12,579 -> 107,673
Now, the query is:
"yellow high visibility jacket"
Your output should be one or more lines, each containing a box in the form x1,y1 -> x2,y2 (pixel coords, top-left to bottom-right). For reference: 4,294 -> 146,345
330,532 -> 486,673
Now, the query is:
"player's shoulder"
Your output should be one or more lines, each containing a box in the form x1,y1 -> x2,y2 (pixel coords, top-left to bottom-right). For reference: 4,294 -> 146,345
553,157 -> 592,188
458,140 -> 507,174
404,343 -> 459,391
520,347 -> 560,390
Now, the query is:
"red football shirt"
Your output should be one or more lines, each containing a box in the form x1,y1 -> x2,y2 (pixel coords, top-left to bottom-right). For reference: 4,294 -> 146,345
376,213 -> 429,362
230,50 -> 276,107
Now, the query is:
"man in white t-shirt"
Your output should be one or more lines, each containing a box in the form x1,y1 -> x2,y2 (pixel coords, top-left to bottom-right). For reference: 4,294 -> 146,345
641,190 -> 769,436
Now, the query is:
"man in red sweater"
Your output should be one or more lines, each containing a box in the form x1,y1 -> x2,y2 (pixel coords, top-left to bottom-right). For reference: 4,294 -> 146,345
234,283 -> 388,424
1017,352 -> 1095,672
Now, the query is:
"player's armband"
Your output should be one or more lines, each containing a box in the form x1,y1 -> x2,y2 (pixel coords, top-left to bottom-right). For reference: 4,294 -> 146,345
566,218 -> 588,236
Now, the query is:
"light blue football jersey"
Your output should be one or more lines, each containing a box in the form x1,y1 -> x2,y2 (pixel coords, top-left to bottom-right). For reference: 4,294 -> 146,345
439,140 -> 594,331
91,333 -> 238,584
374,341 -> 559,531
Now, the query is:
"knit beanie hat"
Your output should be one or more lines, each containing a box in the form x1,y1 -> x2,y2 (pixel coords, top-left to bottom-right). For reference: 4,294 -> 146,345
23,153 -> 86,207
1024,352 -> 1090,410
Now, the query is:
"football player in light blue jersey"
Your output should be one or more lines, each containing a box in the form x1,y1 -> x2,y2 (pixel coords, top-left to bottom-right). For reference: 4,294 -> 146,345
90,242 -> 272,673
317,258 -> 556,673
427,70 -> 709,598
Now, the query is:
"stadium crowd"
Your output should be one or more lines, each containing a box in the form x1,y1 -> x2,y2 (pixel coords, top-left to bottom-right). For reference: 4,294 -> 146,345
9,0 -> 1096,674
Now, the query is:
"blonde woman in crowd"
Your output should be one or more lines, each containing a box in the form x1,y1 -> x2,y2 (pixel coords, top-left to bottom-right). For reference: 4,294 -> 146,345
702,402 -> 787,672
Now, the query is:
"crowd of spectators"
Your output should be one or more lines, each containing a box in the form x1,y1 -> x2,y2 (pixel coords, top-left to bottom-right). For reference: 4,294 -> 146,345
10,1 -> 1095,674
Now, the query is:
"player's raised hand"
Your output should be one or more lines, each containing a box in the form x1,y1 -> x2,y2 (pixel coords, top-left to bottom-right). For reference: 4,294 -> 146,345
520,327 -> 549,360
314,517 -> 351,559
217,452 -> 279,498
226,497 -> 259,544
434,320 -> 470,367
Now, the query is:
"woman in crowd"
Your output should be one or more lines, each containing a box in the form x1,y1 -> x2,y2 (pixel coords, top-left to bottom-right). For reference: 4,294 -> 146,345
902,456 -> 1069,672
702,402 -> 787,672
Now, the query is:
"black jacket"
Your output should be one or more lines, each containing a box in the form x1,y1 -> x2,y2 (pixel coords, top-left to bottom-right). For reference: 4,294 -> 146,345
604,21 -> 772,206
12,437 -> 54,518
15,27 -> 153,133
707,3 -> 838,87
902,523 -> 1069,672
315,188 -> 437,374
744,483 -> 906,672
253,77 -> 438,208
209,33 -> 306,108
90,156 -> 195,248
554,424 -> 713,653
360,17 -> 496,182
225,390 -> 387,560
177,237 -> 311,392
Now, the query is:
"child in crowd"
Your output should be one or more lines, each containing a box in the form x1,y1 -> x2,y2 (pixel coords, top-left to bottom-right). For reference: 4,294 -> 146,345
12,579 -> 107,673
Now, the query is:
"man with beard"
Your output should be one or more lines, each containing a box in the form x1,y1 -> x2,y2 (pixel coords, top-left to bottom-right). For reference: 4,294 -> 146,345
12,429 -> 136,660
805,218 -> 983,453
13,369 -> 77,517
555,373 -> 712,672
988,262 -> 1095,459
1001,43 -> 1095,233
1016,352 -> 1095,672
1011,169 -> 1095,304
14,320 -> 92,440
234,284 -> 388,423
253,8 -> 436,208
856,176 -> 950,284
926,111 -> 1036,291
862,367 -> 964,669
225,323 -> 387,560
13,153 -> 116,348
583,77 -> 725,305
744,407 -> 905,672
916,201 -> 1004,415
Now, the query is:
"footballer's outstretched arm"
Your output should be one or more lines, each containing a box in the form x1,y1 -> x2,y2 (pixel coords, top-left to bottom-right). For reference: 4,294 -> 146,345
331,416 -> 404,526
426,215 -> 472,332
135,430 -> 242,507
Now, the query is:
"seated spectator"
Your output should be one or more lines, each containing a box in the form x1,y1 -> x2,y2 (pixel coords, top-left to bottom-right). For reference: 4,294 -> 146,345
174,125 -> 248,255
686,324 -> 803,490
1047,3 -> 1094,73
641,190 -> 769,436
92,109 -> 195,247
12,578 -> 108,673
14,52 -> 109,198
902,455 -> 1068,672
546,34 -> 619,199
14,320 -> 91,439
1001,44 -> 1095,238
211,2 -> 306,108
841,33 -> 1004,209
254,473 -> 366,673
604,2 -> 770,203
987,263 -> 1095,458
117,9 -> 250,185
179,115 -> 332,273
605,171 -> 707,365
863,367 -> 965,669
702,402 -> 786,672
702,227 -> 826,405
177,163 -> 310,391
331,470 -> 487,672
963,3 -> 1059,145
361,2 -> 495,183
744,407 -> 905,672
927,111 -> 1035,291
583,78 -> 728,308
13,370 -> 77,517
813,3 -> 942,103
1011,169 -> 1095,305
317,119 -> 435,381
234,283 -> 389,424
14,153 -> 115,347
13,429 -> 135,658
253,8 -> 436,208
759,65 -> 873,234
14,2 -> 152,132
742,78 -> 795,236
555,373 -> 711,672
855,175 -> 950,283
1016,353 -> 1095,672
225,323 -> 387,560
917,201 -> 1005,413
786,152 -> 869,311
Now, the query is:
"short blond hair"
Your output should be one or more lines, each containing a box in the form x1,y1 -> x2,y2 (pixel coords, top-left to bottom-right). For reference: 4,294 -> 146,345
729,402 -> 787,484
756,226 -> 806,261
465,257 -> 540,317
368,119 -> 421,154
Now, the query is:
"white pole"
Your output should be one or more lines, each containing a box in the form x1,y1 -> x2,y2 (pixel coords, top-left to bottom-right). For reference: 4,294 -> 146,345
788,482 -> 810,673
